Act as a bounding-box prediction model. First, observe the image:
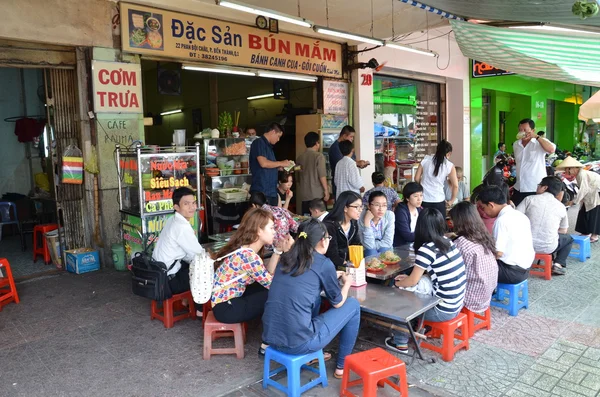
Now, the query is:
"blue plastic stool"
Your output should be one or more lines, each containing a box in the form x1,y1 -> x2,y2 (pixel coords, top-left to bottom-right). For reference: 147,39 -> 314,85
569,234 -> 591,262
263,347 -> 328,397
491,279 -> 529,316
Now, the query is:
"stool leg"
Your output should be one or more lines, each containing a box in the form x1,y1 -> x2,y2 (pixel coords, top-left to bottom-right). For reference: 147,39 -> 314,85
340,367 -> 351,396
398,365 -> 409,396
233,325 -> 245,359
318,352 -> 328,388
164,299 -> 174,328
522,284 -> 529,310
496,289 -> 505,301
150,300 -> 158,321
203,329 -> 212,360
363,376 -> 378,397
441,330 -> 455,362
262,351 -> 270,389
288,361 -> 301,397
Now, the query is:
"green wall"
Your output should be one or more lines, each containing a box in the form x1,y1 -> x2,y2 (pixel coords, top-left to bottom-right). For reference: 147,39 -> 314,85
470,73 -> 587,188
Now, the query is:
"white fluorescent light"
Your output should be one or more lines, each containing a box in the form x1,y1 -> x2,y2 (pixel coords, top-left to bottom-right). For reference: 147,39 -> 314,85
160,109 -> 183,116
313,25 -> 384,46
385,42 -> 437,57
509,24 -> 600,35
247,93 -> 275,100
593,118 -> 600,123
258,72 -> 318,82
182,65 -> 255,76
217,0 -> 313,28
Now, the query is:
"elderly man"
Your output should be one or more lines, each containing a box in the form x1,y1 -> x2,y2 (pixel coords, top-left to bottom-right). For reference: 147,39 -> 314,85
249,122 -> 292,206
512,119 -> 556,206
517,176 -> 572,275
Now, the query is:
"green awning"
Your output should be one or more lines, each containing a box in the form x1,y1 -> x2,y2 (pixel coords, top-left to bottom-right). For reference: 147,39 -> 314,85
451,20 -> 600,87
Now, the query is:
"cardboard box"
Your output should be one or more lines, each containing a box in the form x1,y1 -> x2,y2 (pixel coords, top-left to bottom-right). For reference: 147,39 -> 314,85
66,249 -> 100,274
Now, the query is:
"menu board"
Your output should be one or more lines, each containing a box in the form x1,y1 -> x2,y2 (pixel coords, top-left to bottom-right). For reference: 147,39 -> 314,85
414,98 -> 439,162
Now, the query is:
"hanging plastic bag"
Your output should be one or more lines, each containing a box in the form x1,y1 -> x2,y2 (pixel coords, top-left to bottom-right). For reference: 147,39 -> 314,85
62,145 -> 84,184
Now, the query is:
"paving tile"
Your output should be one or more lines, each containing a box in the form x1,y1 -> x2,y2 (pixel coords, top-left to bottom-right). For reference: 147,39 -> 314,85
528,281 -> 599,322
519,369 -> 544,386
533,374 -> 560,392
561,323 -> 600,348
553,381 -> 597,397
507,383 -> 551,397
563,368 -> 589,384
581,373 -> 600,391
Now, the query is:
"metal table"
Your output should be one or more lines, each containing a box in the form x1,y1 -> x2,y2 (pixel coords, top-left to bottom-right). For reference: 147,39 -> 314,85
208,231 -> 235,243
348,283 -> 440,362
201,240 -> 273,258
365,245 -> 416,281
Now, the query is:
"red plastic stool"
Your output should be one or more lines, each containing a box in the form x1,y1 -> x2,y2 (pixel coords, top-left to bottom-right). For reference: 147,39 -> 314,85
151,291 -> 196,328
0,258 -> 19,311
32,224 -> 58,264
531,253 -> 552,280
341,347 -> 409,397
461,307 -> 491,338
203,311 -> 245,360
420,312 -> 469,362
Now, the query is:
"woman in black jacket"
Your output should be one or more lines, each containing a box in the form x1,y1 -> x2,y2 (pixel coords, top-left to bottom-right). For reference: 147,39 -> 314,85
394,182 -> 423,246
323,191 -> 362,268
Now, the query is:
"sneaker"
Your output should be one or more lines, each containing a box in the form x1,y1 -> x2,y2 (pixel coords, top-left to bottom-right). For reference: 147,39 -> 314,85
385,337 -> 409,354
551,264 -> 566,275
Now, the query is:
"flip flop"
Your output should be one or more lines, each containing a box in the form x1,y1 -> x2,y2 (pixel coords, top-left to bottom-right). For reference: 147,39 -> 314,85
333,368 -> 344,379
308,352 -> 332,365
591,238 -> 599,243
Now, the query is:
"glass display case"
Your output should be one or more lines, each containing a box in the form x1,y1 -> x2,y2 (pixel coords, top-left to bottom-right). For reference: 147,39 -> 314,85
116,144 -> 202,264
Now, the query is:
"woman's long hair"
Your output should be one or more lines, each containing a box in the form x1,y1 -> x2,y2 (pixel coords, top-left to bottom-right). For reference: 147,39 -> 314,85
433,140 -> 452,177
449,201 -> 496,255
414,208 -> 450,255
324,191 -> 362,224
280,219 -> 328,277
214,208 -> 273,263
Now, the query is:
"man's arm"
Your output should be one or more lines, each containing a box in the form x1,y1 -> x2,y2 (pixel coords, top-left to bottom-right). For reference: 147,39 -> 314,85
317,154 -> 330,201
535,136 -> 556,154
257,156 -> 289,169
180,227 -> 204,262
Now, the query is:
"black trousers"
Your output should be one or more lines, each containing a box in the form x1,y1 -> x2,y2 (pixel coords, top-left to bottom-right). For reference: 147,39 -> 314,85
511,190 -> 536,207
497,260 -> 529,284
212,282 -> 269,324
422,201 -> 446,217
168,260 -> 190,295
553,233 -> 574,266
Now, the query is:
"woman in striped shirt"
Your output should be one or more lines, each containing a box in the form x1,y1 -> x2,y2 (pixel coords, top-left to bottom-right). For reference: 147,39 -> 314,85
386,208 -> 467,354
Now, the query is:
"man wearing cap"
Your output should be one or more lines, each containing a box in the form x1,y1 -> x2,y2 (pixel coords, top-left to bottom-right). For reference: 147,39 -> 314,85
512,119 -> 556,206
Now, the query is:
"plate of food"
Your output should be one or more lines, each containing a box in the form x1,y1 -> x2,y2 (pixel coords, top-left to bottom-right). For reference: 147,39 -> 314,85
379,251 -> 401,265
366,257 -> 386,272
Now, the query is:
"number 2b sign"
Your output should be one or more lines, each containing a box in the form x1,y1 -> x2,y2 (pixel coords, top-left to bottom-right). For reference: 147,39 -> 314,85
361,74 -> 372,86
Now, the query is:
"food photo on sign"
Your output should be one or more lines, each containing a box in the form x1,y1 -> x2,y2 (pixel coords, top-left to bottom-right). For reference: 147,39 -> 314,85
128,9 -> 164,50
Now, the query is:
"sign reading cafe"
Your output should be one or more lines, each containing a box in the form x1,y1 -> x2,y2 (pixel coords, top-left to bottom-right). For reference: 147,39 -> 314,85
120,3 -> 343,78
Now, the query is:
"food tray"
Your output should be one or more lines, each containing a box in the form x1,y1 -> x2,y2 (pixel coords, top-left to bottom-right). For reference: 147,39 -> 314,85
218,188 -> 248,202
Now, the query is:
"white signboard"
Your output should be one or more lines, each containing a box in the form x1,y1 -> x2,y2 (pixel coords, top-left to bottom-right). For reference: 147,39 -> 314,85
92,60 -> 143,113
323,79 -> 348,115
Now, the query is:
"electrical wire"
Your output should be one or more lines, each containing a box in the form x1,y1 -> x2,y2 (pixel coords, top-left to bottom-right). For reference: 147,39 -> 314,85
436,31 -> 452,71
402,31 -> 451,45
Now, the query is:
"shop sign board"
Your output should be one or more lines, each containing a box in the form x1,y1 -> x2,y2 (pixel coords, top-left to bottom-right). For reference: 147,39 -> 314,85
323,80 -> 348,115
92,60 -> 143,113
120,3 -> 343,79
472,60 -> 514,78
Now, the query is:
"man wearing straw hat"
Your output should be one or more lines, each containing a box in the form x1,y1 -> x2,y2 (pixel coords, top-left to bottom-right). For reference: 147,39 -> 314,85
512,119 -> 556,206
557,156 -> 600,243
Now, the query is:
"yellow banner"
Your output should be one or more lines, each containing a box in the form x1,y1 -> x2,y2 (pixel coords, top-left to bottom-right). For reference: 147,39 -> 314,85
120,3 -> 343,78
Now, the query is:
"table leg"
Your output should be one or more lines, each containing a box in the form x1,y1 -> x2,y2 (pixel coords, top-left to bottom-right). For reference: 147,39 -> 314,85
408,313 -> 435,363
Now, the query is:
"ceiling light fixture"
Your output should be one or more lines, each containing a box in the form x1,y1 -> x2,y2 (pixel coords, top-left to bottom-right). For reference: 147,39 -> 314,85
247,93 -> 275,100
182,64 -> 255,76
258,72 -> 318,82
384,42 -> 438,57
160,109 -> 183,116
216,0 -> 313,28
313,25 -> 384,46
508,24 -> 600,35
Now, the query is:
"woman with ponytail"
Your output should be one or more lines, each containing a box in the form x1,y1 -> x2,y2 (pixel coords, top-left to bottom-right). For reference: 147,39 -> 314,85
262,219 -> 361,379
415,140 -> 458,216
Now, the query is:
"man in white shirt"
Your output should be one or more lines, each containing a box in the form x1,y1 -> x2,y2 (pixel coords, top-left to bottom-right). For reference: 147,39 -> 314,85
308,198 -> 329,222
152,187 -> 204,295
512,118 -> 556,206
333,140 -> 365,199
478,185 -> 534,284
517,176 -> 573,275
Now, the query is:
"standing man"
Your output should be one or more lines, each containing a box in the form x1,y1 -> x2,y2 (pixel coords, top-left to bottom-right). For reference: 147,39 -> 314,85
517,176 -> 573,275
512,119 -> 556,206
334,140 -> 365,198
329,125 -> 369,196
296,131 -> 330,215
249,122 -> 292,206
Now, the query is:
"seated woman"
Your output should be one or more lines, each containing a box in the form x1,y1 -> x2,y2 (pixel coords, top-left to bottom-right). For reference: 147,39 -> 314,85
250,191 -> 298,248
212,208 -> 292,329
358,191 -> 395,257
394,182 -> 423,246
262,219 -> 360,379
449,202 -> 498,313
388,208 -> 466,353
277,171 -> 294,211
323,191 -> 362,267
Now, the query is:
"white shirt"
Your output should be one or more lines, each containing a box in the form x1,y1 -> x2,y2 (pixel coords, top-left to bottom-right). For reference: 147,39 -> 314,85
513,138 -> 555,192
152,212 -> 204,276
410,211 -> 418,232
334,156 -> 363,198
493,206 -> 535,270
317,211 -> 329,222
517,192 -> 568,254
420,155 -> 453,203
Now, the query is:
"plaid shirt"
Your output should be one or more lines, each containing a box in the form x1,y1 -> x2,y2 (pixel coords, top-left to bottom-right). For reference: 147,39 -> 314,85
454,236 -> 498,313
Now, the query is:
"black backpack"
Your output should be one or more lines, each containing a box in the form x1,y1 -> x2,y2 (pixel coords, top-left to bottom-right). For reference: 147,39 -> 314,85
130,249 -> 175,301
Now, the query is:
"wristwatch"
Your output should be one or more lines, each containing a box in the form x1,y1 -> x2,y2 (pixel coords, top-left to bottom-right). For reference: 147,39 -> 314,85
273,248 -> 283,255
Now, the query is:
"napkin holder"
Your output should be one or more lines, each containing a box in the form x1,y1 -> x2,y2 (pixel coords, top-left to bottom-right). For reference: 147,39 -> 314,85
346,259 -> 367,287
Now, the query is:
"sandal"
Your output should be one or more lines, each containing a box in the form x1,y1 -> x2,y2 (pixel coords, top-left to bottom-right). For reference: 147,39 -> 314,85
333,368 -> 344,379
308,352 -> 332,365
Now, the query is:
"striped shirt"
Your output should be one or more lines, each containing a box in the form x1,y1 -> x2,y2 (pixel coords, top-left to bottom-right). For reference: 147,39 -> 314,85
415,240 -> 466,313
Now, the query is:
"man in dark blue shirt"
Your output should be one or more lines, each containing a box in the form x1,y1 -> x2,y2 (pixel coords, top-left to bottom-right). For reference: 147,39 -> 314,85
329,125 -> 369,196
249,122 -> 292,206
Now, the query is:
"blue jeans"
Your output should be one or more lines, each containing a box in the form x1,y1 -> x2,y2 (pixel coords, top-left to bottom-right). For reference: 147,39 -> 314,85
393,306 -> 461,345
364,247 -> 392,258
274,297 -> 361,369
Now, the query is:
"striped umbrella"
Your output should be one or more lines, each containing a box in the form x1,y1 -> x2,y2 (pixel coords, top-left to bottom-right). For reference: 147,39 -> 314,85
450,20 -> 600,87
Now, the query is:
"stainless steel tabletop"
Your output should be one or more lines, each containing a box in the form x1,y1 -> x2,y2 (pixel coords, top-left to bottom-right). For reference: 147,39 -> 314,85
365,245 -> 416,281
348,283 -> 440,323
207,231 -> 235,243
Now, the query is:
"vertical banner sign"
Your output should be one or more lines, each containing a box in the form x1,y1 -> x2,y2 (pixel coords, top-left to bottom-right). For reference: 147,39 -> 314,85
119,2 -> 343,78
323,80 -> 349,115
92,60 -> 143,113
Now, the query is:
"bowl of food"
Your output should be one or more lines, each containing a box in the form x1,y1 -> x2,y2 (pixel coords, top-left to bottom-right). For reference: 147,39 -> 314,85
379,251 -> 401,265
366,257 -> 386,272
146,17 -> 161,31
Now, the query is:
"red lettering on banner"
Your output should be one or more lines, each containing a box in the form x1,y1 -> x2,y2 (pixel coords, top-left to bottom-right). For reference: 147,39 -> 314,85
99,70 -> 110,85
248,34 -> 261,49
108,92 -> 118,107
123,71 -> 137,86
323,48 -> 336,62
311,46 -> 321,60
295,43 -> 309,57
97,92 -> 107,106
